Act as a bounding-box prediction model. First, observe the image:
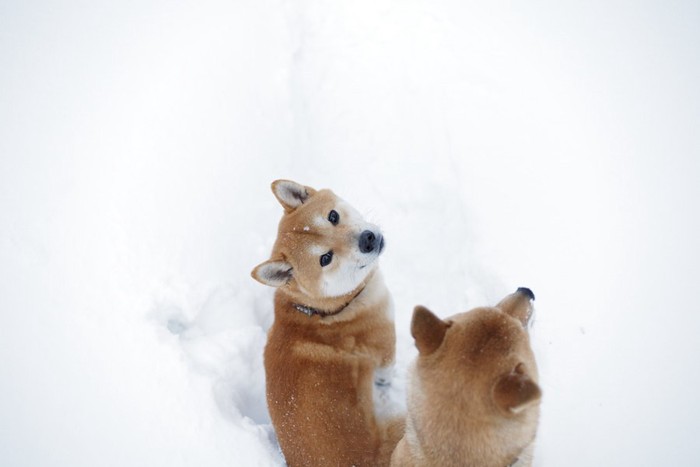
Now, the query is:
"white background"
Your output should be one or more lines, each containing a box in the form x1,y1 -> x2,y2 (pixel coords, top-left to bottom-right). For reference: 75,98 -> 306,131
1,1 -> 699,465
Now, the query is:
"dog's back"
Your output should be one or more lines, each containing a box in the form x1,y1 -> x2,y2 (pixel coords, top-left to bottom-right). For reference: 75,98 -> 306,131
392,289 -> 541,467
252,180 -> 401,466
265,275 -> 399,466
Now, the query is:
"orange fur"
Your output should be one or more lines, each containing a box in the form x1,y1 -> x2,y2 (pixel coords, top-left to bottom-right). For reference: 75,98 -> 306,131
391,289 -> 541,467
252,180 -> 402,466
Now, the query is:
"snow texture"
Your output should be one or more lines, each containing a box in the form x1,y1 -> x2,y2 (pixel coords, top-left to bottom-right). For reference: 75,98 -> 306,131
1,1 -> 699,466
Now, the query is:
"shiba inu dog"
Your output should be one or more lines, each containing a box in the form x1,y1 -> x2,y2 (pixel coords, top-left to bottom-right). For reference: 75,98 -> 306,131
391,288 -> 541,467
252,180 -> 401,466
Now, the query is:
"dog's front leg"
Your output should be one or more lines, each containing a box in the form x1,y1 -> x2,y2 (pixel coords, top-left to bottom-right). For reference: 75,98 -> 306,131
373,364 -> 400,420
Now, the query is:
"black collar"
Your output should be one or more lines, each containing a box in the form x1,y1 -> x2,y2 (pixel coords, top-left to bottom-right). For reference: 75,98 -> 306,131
292,286 -> 365,318
293,303 -> 338,317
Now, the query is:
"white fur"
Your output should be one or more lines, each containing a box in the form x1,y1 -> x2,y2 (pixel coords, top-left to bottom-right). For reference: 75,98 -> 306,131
308,245 -> 327,256
373,365 -> 402,421
321,257 -> 375,296
312,215 -> 327,228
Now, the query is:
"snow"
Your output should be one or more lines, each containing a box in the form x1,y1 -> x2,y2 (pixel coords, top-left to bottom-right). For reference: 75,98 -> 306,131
1,1 -> 699,466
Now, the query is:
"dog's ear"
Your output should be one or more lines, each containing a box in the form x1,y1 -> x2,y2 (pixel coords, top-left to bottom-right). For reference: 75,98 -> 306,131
411,305 -> 450,355
497,287 -> 535,327
251,259 -> 293,287
271,180 -> 317,212
492,364 -> 541,415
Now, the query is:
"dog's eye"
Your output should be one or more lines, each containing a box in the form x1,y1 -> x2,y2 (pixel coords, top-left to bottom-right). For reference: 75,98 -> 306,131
328,210 -> 339,225
320,251 -> 333,267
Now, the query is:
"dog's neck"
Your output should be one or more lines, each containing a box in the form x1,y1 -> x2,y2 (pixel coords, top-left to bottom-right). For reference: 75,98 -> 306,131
406,384 -> 534,467
279,269 -> 378,319
291,285 -> 365,317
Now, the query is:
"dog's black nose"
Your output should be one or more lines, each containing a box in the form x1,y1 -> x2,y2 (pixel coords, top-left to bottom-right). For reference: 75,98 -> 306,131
516,287 -> 535,301
359,230 -> 377,253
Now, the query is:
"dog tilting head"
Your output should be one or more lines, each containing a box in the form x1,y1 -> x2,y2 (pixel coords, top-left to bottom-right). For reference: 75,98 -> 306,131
252,179 -> 385,299
392,288 -> 541,467
253,180 -> 401,467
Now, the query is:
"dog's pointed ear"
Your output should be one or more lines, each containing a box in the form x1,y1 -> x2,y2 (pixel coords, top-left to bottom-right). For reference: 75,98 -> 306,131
492,364 -> 541,415
497,287 -> 535,327
411,305 -> 450,355
271,180 -> 317,212
251,259 -> 293,287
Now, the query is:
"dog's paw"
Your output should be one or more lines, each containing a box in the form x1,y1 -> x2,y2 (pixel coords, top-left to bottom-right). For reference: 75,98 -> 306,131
374,366 -> 394,388
373,367 -> 403,420
375,378 -> 391,388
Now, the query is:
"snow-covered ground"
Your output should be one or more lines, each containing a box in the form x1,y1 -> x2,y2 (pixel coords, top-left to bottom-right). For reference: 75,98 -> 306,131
1,1 -> 699,465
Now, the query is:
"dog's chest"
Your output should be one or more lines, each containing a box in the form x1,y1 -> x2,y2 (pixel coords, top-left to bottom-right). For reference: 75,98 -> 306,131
339,335 -> 357,352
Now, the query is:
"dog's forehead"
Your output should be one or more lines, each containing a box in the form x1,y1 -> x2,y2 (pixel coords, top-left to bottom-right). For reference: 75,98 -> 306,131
304,190 -> 362,221
278,189 -> 364,233
280,190 -> 335,223
273,190 -> 358,256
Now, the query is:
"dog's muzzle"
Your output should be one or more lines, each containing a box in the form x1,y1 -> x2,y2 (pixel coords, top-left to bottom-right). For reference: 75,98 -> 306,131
359,230 -> 384,254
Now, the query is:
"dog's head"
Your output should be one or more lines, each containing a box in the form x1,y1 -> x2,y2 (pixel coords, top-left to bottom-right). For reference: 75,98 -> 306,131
411,288 -> 541,419
252,180 -> 384,298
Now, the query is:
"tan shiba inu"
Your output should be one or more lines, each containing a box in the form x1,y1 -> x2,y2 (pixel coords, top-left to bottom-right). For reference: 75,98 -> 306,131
391,288 -> 541,467
252,180 -> 402,466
